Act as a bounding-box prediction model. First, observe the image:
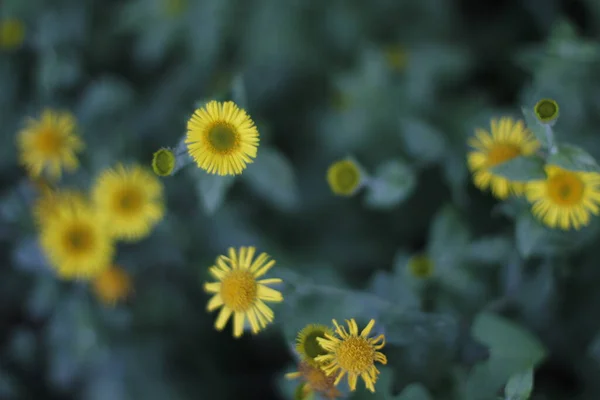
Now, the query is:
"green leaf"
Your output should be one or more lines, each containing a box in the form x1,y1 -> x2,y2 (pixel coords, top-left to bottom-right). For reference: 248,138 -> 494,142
467,236 -> 513,265
490,156 -> 546,181
399,118 -> 447,166
230,73 -> 248,109
504,369 -> 534,400
242,146 -> 299,211
364,160 -> 416,210
465,313 -> 546,399
380,309 -> 459,347
521,107 -> 548,147
396,384 -> 433,400
547,143 -> 600,172
428,205 -> 470,265
189,168 -> 235,215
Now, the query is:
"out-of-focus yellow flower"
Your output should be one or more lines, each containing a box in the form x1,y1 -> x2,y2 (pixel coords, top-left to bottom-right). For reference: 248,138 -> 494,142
32,188 -> 88,227
0,18 -> 25,50
186,101 -> 259,176
407,254 -> 435,279
327,159 -> 362,196
383,45 -> 409,72
16,109 -> 84,180
467,117 -> 539,199
286,361 -> 342,399
92,265 -> 132,306
526,165 -> 600,230
92,164 -> 165,242
203,246 -> 283,338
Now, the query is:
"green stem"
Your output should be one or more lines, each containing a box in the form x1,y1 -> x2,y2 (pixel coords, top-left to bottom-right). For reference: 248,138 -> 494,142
544,125 -> 557,154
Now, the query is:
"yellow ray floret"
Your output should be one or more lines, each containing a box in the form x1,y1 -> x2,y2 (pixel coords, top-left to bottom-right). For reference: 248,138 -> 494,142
16,109 -> 84,180
92,163 -> 165,241
526,165 -> 600,230
39,201 -> 114,280
315,319 -> 387,393
203,246 -> 283,338
467,117 -> 539,199
186,101 -> 259,176
285,361 -> 342,399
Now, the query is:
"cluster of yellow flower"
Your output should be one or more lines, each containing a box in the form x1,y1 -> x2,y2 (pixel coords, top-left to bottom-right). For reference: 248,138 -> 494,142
172,100 -> 387,394
16,109 -> 165,305
467,99 -> 600,231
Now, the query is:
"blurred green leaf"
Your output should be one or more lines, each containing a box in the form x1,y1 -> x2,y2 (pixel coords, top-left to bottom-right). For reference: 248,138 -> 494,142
396,384 -> 433,400
465,313 -> 546,399
467,236 -> 513,265
428,205 -> 470,264
364,160 -> 416,210
399,118 -> 447,166
242,146 -> 300,211
490,156 -> 546,181
521,107 -> 549,147
230,74 -> 248,109
77,77 -> 135,124
504,368 -> 534,400
189,168 -> 235,215
547,143 -> 600,172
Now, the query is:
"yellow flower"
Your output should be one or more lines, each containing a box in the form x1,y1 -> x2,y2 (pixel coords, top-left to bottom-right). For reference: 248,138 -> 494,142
534,98 -> 559,124
295,324 -> 334,367
40,202 -> 114,280
16,109 -> 84,180
467,117 -> 540,199
92,164 -> 165,242
407,254 -> 434,279
286,361 -> 342,400
92,265 -> 132,306
32,188 -> 88,227
327,159 -> 362,196
0,19 -> 25,50
383,45 -> 408,72
186,101 -> 259,176
315,319 -> 387,393
525,165 -> 600,230
151,148 -> 176,176
203,246 -> 283,338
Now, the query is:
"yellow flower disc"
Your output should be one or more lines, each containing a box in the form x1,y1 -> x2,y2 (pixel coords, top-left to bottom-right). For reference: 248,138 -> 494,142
0,19 -> 25,50
203,246 -> 283,338
534,98 -> 559,124
407,254 -> 434,279
315,319 -> 387,393
152,148 -> 176,176
526,165 -> 600,230
16,109 -> 84,180
467,117 -> 540,199
186,101 -> 259,176
327,159 -> 362,196
92,163 -> 165,242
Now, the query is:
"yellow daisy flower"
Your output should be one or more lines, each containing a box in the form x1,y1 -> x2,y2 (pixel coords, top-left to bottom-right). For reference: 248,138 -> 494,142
315,319 -> 387,393
467,117 -> 540,199
327,159 -> 362,196
92,265 -> 132,306
92,164 -> 165,242
286,361 -> 342,400
203,246 -> 283,338
407,254 -> 435,279
295,324 -> 334,366
16,109 -> 84,180
186,100 -> 259,176
0,18 -> 25,50
525,165 -> 600,230
40,202 -> 114,280
32,188 -> 88,227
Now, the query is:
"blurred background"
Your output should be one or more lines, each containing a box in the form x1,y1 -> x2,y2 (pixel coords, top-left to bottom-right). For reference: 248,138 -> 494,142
3,0 -> 600,399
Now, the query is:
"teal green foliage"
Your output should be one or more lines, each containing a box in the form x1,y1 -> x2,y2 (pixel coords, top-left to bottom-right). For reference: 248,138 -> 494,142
5,0 -> 600,399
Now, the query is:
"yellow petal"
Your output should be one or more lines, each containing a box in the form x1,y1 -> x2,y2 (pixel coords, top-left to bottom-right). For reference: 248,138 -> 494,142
233,311 -> 245,338
361,319 -> 375,337
215,306 -> 232,330
206,294 -> 223,311
257,284 -> 283,302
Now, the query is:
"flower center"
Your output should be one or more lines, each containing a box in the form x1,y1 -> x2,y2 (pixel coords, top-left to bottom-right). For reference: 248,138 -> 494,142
64,224 -> 94,254
220,270 -> 257,312
335,336 -> 374,373
115,188 -> 143,214
547,171 -> 584,206
408,255 -> 434,278
486,143 -> 521,167
336,167 -> 360,191
302,331 -> 329,359
207,123 -> 239,154
37,128 -> 63,155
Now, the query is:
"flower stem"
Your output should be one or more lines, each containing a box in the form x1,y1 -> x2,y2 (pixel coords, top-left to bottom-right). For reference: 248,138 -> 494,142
545,124 -> 558,155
